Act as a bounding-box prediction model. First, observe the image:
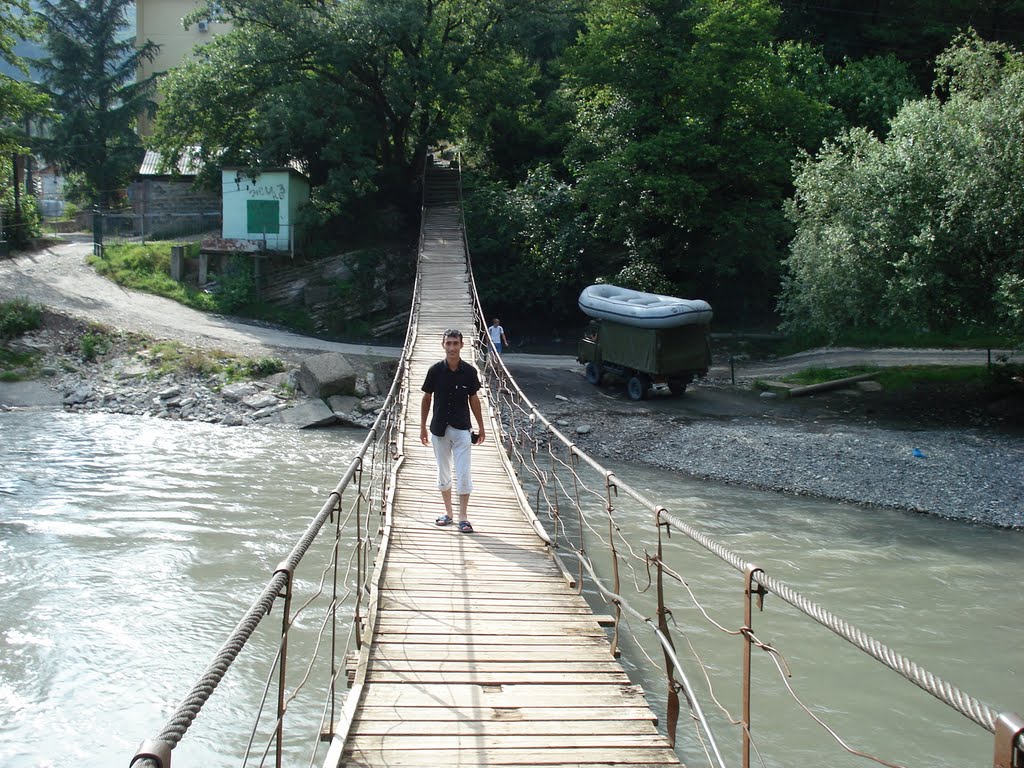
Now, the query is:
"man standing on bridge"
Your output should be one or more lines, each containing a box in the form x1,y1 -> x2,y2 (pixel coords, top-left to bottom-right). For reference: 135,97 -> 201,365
488,317 -> 508,354
420,328 -> 486,533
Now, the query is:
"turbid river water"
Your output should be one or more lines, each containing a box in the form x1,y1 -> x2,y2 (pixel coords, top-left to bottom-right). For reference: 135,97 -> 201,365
0,411 -> 1019,768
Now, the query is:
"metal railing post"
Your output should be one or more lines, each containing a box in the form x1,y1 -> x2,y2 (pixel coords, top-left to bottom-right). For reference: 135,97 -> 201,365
272,561 -> 295,768
605,473 -> 621,658
993,712 -> 1024,768
655,512 -> 681,746
743,565 -> 766,768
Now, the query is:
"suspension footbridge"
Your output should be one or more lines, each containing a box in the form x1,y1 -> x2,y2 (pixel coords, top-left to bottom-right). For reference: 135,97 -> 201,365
130,160 -> 1022,768
320,164 -> 681,767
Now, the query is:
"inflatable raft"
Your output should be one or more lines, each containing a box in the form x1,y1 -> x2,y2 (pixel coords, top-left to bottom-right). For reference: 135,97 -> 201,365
578,284 -> 713,328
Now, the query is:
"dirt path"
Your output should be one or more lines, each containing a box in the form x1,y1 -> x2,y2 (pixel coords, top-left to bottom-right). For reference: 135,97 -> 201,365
4,238 -> 1019,432
0,240 -> 401,363
4,239 -> 1011,372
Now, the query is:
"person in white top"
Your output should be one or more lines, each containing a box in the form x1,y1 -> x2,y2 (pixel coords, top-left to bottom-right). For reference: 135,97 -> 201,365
487,318 -> 508,354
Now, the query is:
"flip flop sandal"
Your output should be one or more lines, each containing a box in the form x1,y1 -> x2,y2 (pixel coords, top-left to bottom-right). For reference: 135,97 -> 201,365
435,515 -> 453,526
458,520 -> 474,534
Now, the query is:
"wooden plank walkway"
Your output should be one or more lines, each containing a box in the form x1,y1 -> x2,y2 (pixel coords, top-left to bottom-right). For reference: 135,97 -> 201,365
325,166 -> 683,767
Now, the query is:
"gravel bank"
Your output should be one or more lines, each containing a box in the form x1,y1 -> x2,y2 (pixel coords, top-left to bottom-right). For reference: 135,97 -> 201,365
508,363 -> 1024,530
568,411 -> 1024,529
4,241 -> 1021,529
6,318 -> 1022,528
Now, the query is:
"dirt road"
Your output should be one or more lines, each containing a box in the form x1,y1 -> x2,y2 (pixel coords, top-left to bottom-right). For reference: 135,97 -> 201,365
0,240 -> 402,362
1,238 -> 1012,390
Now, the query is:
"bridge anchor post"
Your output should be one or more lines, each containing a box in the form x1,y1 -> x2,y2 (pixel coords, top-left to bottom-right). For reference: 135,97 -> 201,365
993,712 -> 1024,768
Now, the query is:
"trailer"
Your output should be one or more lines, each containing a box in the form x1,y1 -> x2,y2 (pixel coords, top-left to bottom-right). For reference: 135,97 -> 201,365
577,318 -> 711,400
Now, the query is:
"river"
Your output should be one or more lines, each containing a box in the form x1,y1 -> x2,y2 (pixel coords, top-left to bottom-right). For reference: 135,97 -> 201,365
0,410 -> 1019,768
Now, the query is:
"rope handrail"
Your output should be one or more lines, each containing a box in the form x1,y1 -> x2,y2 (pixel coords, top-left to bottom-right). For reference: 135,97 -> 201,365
130,153 -> 1021,768
130,339 -> 412,768
655,507 -> 1003,732
453,149 -> 1020,764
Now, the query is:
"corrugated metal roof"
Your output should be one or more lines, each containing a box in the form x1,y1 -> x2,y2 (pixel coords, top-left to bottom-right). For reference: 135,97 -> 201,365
222,159 -> 309,178
138,149 -> 204,177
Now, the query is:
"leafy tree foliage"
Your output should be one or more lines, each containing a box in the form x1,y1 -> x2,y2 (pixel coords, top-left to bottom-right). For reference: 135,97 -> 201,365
778,0 -> 1024,87
150,0 -> 573,232
1,154 -> 42,244
826,54 -> 921,138
0,0 -> 48,155
466,163 -> 595,327
781,32 -> 1024,342
140,0 -> 1022,337
34,0 -> 159,206
549,0 -> 837,321
1,2 -> 49,246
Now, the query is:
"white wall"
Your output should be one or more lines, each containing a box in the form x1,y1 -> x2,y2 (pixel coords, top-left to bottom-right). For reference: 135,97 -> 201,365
221,169 -> 309,251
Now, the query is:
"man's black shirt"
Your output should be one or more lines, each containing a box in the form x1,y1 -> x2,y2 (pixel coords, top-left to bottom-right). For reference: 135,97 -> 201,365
422,359 -> 481,437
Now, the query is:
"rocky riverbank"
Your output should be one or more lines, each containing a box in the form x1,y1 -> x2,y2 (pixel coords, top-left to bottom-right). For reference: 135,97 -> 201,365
510,363 -> 1024,530
4,311 -> 1022,530
0,311 -> 392,429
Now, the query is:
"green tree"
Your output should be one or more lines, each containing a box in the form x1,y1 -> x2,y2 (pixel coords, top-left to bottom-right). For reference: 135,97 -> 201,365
466,163 -> 595,327
34,0 -> 159,207
150,0 -> 573,231
781,32 -> 1024,343
778,0 -> 1024,87
828,54 -> 921,138
557,0 -> 835,320
1,1 -> 49,155
1,1 -> 49,246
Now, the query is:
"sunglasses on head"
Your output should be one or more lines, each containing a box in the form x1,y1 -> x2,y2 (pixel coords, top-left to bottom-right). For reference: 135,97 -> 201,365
443,329 -> 463,339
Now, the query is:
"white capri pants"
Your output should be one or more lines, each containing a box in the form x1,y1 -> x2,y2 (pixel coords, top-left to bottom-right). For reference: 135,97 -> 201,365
432,426 -> 474,495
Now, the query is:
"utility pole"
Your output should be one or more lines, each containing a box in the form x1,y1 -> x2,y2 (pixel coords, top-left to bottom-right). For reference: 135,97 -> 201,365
11,152 -> 22,247
24,116 -> 33,198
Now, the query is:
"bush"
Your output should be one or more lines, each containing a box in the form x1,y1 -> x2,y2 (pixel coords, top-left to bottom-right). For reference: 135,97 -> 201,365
244,356 -> 285,377
214,255 -> 256,312
80,331 -> 110,361
0,299 -> 44,340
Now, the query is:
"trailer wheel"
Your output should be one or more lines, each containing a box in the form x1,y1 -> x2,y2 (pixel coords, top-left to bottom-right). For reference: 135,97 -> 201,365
627,374 -> 651,401
668,377 -> 688,396
584,362 -> 602,386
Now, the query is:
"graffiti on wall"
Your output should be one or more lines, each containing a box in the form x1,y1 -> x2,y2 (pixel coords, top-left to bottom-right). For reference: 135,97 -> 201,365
248,183 -> 287,200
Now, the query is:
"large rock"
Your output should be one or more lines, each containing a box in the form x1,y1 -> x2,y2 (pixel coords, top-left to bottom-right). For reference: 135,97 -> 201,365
221,382 -> 259,402
297,353 -> 357,399
373,360 -> 399,393
327,394 -> 361,416
275,399 -> 339,428
242,392 -> 280,410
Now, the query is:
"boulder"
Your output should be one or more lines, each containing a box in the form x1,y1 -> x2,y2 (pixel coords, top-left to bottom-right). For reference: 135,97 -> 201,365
63,384 -> 93,405
275,399 -> 339,428
242,392 -> 280,410
221,382 -> 259,402
373,359 -> 399,391
327,394 -> 361,416
297,353 -> 356,399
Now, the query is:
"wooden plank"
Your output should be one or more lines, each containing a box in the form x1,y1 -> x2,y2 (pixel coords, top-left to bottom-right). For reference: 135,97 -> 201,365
341,747 -> 680,766
366,660 -> 625,672
347,719 -> 661,736
349,705 -> 658,723
325,184 -> 681,768
368,644 -> 615,661
379,589 -> 584,602
377,606 -> 596,617
380,587 -> 582,601
372,622 -> 609,638
345,734 -> 669,749
369,634 -> 609,647
358,683 -> 650,708
364,671 -> 632,685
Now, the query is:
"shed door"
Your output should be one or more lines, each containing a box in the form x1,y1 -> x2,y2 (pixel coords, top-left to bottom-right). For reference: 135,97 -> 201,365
247,199 -> 280,234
